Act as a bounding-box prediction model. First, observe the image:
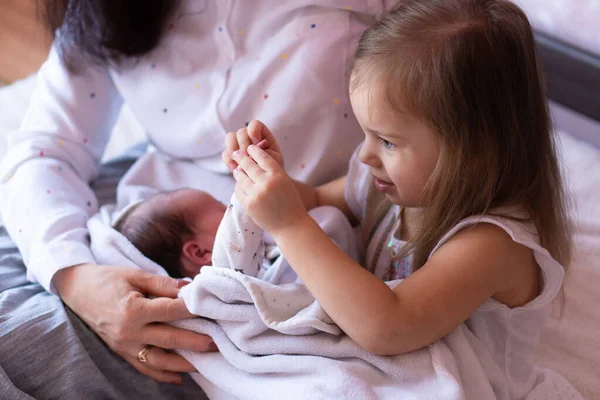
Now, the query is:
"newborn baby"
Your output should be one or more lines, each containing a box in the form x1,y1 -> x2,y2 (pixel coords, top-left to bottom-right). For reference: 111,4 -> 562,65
114,188 -> 226,278
115,188 -> 358,282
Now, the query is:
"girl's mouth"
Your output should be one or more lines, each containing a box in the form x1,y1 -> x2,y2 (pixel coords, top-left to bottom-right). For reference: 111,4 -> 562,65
374,177 -> 394,192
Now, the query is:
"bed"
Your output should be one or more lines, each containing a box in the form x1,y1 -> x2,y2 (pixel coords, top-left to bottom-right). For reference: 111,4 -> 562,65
529,33 -> 600,400
1,19 -> 599,400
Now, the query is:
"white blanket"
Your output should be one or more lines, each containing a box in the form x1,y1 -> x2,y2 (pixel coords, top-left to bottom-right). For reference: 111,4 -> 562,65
88,173 -> 502,399
89,206 -> 499,399
85,152 -> 588,400
174,252 -> 580,400
175,268 -> 503,400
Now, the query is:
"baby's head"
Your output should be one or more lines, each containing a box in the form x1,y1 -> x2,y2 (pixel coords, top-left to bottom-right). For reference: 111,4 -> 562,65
350,0 -> 570,267
114,188 -> 226,278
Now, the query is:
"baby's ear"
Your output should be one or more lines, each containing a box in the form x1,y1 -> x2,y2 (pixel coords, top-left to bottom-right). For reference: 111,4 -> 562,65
182,240 -> 212,267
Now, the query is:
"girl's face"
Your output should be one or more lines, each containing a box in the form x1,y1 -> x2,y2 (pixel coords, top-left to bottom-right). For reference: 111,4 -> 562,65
350,82 -> 440,207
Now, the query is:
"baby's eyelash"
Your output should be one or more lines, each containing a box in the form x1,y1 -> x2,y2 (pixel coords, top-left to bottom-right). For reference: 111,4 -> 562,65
379,138 -> 396,150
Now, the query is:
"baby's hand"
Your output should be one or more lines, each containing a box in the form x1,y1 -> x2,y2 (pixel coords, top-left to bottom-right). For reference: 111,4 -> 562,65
222,120 -> 284,171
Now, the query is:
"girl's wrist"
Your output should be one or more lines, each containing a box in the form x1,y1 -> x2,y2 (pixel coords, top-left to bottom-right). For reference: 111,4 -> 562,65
293,179 -> 319,210
270,212 -> 316,244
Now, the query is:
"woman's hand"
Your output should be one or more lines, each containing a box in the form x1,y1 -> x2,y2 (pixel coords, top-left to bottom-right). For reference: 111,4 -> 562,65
231,144 -> 309,235
53,263 -> 215,384
222,120 -> 284,170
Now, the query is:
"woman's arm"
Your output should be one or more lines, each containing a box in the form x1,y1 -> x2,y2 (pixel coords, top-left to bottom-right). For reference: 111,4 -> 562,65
0,45 -> 214,384
0,45 -> 122,293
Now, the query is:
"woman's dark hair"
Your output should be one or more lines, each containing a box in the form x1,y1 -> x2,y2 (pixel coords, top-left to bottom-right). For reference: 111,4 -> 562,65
38,0 -> 180,68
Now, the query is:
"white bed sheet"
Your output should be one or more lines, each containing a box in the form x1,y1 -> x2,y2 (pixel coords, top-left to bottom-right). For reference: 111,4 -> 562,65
535,132 -> 600,400
515,0 -> 600,56
1,77 -> 599,399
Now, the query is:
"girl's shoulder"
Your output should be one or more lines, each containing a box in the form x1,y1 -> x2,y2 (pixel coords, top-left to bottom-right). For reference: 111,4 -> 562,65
430,209 -> 565,309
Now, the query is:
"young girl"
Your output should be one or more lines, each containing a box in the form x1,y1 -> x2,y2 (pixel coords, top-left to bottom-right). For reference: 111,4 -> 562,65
224,0 -> 576,398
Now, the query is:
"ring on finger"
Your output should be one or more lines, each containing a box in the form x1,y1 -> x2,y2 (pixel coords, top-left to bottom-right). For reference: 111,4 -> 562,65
138,345 -> 154,363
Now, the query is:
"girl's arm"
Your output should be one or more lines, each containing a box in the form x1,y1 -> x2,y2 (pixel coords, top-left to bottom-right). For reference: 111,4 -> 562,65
272,219 -> 529,355
232,146 -> 535,355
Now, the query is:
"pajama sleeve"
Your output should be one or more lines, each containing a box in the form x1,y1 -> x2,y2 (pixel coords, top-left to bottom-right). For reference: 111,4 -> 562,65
0,45 -> 123,295
211,194 -> 265,277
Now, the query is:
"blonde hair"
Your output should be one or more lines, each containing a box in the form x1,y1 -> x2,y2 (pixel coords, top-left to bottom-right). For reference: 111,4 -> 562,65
353,0 -> 572,270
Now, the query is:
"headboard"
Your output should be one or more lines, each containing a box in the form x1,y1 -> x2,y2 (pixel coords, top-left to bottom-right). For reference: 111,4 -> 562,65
535,32 -> 600,123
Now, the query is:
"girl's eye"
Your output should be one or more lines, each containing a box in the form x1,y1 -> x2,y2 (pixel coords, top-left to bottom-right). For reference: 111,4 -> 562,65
379,138 -> 396,150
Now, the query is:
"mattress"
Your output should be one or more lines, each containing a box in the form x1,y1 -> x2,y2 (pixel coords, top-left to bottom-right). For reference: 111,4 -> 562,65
535,132 -> 600,400
1,76 -> 599,399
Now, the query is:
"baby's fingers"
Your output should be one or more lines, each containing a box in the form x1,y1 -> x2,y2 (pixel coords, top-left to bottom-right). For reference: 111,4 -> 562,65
247,120 -> 281,153
222,149 -> 237,171
256,139 -> 269,149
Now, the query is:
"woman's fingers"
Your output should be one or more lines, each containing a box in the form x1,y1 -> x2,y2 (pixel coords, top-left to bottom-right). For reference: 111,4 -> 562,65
98,330 -> 186,384
138,345 -> 199,373
55,264 -> 209,385
123,353 -> 183,384
137,321 -> 215,352
129,270 -> 184,298
137,297 -> 197,323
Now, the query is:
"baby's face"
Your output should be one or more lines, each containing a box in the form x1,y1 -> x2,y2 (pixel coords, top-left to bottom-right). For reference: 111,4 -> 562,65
124,189 -> 226,278
158,188 -> 226,241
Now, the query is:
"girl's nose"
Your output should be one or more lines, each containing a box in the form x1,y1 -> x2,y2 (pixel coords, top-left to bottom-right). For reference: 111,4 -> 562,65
358,140 -> 380,168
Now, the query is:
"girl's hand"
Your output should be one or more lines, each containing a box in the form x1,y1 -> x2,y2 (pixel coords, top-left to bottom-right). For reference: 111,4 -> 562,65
53,264 -> 217,384
222,120 -> 284,171
231,144 -> 309,235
